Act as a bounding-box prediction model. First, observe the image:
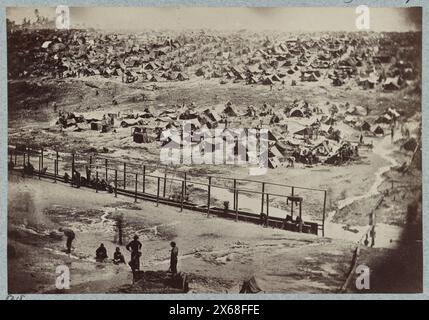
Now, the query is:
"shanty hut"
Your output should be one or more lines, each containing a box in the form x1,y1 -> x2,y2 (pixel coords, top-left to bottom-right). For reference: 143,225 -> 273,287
293,127 -> 313,139
177,72 -> 189,81
372,125 -> 385,136
402,137 -> 418,152
139,112 -> 154,119
383,77 -> 401,91
312,140 -> 332,156
261,77 -> 274,85
268,145 -> 283,159
223,105 -> 238,117
91,121 -> 102,131
121,119 -> 139,128
375,114 -> 392,124
133,127 -> 150,143
358,121 -> 371,132
289,107 -> 304,118
268,157 -> 282,169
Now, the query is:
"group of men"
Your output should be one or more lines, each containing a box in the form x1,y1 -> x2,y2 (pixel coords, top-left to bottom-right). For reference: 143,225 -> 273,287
59,229 -> 179,275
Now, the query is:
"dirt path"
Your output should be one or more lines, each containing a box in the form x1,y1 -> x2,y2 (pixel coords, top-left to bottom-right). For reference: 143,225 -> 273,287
323,135 -> 400,245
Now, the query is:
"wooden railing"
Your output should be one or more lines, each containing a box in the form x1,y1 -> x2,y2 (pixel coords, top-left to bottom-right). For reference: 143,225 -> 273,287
8,144 -> 328,236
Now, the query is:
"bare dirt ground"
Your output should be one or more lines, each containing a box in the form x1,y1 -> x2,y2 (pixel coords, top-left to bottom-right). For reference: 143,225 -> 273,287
9,173 -> 355,293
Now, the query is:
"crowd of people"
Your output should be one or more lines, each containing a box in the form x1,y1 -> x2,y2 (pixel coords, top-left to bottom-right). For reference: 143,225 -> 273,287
59,229 -> 179,275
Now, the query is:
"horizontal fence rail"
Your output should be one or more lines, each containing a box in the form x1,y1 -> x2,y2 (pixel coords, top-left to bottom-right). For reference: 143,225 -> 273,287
8,145 -> 328,236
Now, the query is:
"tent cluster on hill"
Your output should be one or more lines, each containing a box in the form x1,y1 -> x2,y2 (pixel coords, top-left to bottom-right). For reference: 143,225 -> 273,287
7,28 -> 420,91
52,98 -> 402,168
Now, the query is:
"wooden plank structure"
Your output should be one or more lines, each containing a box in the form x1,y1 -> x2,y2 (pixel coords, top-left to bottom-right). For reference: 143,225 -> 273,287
7,145 -> 328,236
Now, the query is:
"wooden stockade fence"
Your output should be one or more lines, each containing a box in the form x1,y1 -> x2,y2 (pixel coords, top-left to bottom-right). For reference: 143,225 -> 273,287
8,145 -> 328,236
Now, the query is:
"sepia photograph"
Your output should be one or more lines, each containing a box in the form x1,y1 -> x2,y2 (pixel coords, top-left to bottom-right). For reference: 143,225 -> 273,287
5,6 -> 423,294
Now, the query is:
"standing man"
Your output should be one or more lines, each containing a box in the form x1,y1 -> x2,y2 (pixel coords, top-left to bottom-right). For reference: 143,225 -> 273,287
169,241 -> 179,275
126,235 -> 142,272
59,227 -> 75,254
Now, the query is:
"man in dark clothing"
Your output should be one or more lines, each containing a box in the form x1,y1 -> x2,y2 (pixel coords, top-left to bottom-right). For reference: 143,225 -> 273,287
59,227 -> 75,254
169,241 -> 179,275
72,170 -> 81,188
126,235 -> 142,272
95,243 -> 108,262
113,247 -> 126,265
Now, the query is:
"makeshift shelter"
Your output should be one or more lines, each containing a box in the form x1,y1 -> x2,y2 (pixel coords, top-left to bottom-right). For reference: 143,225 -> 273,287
268,157 -> 282,169
312,140 -> 332,156
359,121 -> 371,132
387,108 -> 400,120
179,110 -> 198,120
325,142 -> 356,165
293,127 -> 313,139
177,72 -> 189,81
375,114 -> 392,124
139,112 -> 154,119
261,77 -> 274,85
121,119 -> 139,128
268,145 -> 283,159
383,77 -> 401,90
239,277 -> 262,293
133,128 -> 150,143
372,125 -> 385,136
289,107 -> 304,118
223,105 -> 238,117
204,110 -> 222,123
324,117 -> 336,126
402,137 -> 418,152
91,121 -> 102,131
344,115 -> 358,125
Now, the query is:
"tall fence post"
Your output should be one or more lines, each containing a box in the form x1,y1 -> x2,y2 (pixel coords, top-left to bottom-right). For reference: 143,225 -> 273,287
207,177 -> 212,217
181,181 -> 185,212
163,172 -> 167,198
72,153 -> 75,176
156,177 -> 160,206
322,190 -> 327,237
41,148 -> 44,169
105,159 -> 108,181
95,167 -> 98,193
56,151 -> 59,176
114,170 -> 118,198
14,153 -> 17,166
266,194 -> 269,226
134,173 -> 138,203
123,163 -> 126,190
142,165 -> 146,193
291,187 -> 295,220
184,172 -> 187,198
260,182 -> 265,214
233,179 -> 237,211
53,160 -> 57,183
38,156 -> 41,179
235,190 -> 239,222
